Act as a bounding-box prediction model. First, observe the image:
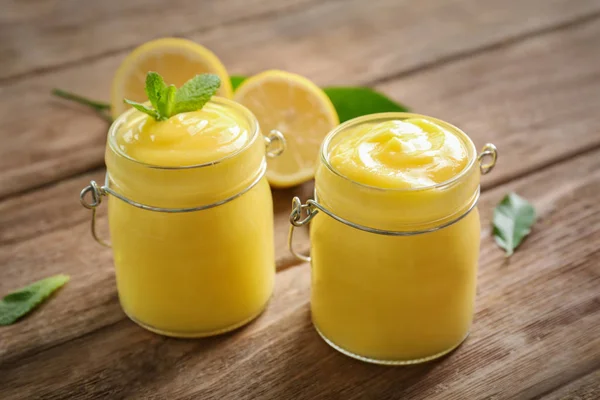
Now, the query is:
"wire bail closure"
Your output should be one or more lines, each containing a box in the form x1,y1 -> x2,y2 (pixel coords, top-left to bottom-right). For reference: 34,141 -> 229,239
288,197 -> 318,262
80,161 -> 268,247
288,143 -> 498,262
478,143 -> 498,175
80,181 -> 111,248
81,128 -> 287,247
265,130 -> 286,158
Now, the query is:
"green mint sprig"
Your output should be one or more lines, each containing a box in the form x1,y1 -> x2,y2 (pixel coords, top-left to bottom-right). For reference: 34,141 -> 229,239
124,72 -> 221,121
0,274 -> 70,326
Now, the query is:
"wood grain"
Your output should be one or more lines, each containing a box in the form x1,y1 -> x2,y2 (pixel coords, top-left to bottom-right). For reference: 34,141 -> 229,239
538,369 -> 600,400
1,144 -> 599,400
2,0 -> 600,84
2,0 -> 600,198
0,0 -> 319,81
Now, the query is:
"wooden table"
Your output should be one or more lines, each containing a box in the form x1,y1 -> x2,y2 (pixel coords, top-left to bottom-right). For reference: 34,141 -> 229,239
1,1 -> 599,398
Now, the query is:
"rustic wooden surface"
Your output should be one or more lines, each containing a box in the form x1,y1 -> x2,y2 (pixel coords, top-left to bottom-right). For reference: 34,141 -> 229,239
1,0 -> 599,399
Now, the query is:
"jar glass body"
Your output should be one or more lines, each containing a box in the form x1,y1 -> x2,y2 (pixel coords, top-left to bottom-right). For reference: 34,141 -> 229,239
105,98 -> 274,337
310,113 -> 481,364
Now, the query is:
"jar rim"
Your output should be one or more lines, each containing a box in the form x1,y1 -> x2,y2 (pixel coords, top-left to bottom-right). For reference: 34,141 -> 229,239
107,96 -> 261,170
320,112 -> 478,193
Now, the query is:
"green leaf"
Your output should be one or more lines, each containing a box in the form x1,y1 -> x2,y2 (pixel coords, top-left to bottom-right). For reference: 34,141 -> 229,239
231,75 -> 247,91
124,72 -> 221,121
323,87 -> 409,123
158,85 -> 177,119
123,99 -> 161,120
0,274 -> 70,326
493,193 -> 536,257
145,72 -> 167,110
173,74 -> 221,115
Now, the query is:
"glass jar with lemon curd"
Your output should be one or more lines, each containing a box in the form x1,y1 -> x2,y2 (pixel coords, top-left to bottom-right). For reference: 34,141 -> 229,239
80,97 -> 285,337
289,113 -> 497,364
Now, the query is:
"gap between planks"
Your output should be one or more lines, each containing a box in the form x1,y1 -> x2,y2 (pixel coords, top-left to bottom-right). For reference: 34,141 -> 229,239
534,368 -> 600,399
367,9 -> 600,87
532,368 -> 600,399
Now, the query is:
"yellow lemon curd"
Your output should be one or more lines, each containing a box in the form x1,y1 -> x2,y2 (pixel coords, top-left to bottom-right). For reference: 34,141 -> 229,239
105,98 -> 274,337
311,114 -> 480,363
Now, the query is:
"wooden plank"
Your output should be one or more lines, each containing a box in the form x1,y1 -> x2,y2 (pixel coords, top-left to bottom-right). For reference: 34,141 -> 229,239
0,0 -> 318,81
1,143 -> 599,399
1,0 -> 600,198
538,369 -> 600,400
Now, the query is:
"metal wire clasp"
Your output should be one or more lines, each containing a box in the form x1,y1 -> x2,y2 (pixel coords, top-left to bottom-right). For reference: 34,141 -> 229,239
478,143 -> 498,175
80,158 -> 271,247
265,130 -> 286,158
288,143 -> 498,262
80,181 -> 111,248
288,197 -> 317,262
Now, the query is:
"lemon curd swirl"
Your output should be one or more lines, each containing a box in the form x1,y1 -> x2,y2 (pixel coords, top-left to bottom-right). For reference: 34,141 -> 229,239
114,101 -> 250,166
329,118 -> 469,189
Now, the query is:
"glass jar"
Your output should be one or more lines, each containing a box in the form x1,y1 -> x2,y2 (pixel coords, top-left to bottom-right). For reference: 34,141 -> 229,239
289,113 -> 497,365
80,97 -> 285,338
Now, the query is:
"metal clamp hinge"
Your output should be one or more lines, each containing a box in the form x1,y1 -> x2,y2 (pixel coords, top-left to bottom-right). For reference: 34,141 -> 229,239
265,130 -> 286,158
478,143 -> 498,175
80,181 -> 111,248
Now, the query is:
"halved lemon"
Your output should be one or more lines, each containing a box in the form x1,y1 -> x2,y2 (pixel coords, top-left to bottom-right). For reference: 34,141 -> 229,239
234,70 -> 339,188
111,38 -> 232,119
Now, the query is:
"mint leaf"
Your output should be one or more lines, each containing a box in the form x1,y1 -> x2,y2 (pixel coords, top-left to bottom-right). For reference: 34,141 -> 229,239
323,87 -> 409,123
124,72 -> 220,121
144,72 -> 174,120
173,74 -> 221,115
158,85 -> 176,120
0,274 -> 70,325
231,75 -> 247,91
123,99 -> 160,120
493,193 -> 536,257
145,72 -> 167,110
